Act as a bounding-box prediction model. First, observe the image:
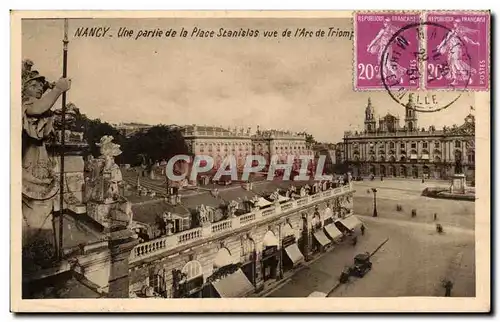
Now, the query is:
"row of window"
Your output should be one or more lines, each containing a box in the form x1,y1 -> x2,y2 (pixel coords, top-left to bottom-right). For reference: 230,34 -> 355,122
352,155 -> 474,163
353,141 -> 463,150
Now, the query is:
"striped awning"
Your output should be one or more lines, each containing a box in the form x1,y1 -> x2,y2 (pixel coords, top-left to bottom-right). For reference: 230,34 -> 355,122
313,230 -> 331,247
212,269 -> 254,298
421,154 -> 429,159
324,224 -> 343,240
410,154 -> 418,159
284,243 -> 304,266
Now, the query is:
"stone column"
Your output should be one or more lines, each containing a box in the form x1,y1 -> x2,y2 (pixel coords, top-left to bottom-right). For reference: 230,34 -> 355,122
107,231 -> 140,298
301,213 -> 312,262
254,251 -> 264,292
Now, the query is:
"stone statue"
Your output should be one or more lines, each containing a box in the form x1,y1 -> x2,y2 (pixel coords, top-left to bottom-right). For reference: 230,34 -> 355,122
84,136 -> 134,232
85,136 -> 123,203
162,212 -> 174,236
299,187 -> 306,197
455,157 -> 463,174
197,204 -> 211,225
269,189 -> 280,202
21,60 -> 71,264
228,200 -> 239,217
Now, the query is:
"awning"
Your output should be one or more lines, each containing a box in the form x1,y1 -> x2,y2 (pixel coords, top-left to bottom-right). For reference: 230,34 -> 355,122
284,243 -> 304,266
324,224 -> 343,240
313,230 -> 331,247
256,197 -> 272,208
410,154 -> 418,159
421,154 -> 429,160
340,215 -> 363,231
212,269 -> 255,298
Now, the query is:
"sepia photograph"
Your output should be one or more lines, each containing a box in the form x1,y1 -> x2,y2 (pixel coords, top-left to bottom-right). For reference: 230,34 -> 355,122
11,10 -> 490,312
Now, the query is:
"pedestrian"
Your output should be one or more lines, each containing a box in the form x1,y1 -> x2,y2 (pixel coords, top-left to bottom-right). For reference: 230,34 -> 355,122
443,280 -> 453,297
434,213 -> 438,221
422,178 -> 425,183
361,224 -> 365,236
339,267 -> 350,284
351,235 -> 358,246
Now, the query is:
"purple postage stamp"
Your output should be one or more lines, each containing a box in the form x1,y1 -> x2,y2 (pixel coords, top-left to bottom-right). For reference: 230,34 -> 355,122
425,12 -> 490,90
354,12 -> 421,91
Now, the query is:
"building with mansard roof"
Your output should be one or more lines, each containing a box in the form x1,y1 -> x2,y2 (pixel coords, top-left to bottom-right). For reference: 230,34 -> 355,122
180,125 -> 314,172
343,95 -> 475,181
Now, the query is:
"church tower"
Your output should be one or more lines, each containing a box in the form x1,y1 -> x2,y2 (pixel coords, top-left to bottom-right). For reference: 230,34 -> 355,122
364,97 -> 377,133
404,94 -> 418,132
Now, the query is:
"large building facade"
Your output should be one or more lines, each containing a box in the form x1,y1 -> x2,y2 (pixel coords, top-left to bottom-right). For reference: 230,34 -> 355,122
180,125 -> 313,171
343,96 -> 475,181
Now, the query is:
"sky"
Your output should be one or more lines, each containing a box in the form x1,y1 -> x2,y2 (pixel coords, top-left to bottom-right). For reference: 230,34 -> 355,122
22,18 -> 476,143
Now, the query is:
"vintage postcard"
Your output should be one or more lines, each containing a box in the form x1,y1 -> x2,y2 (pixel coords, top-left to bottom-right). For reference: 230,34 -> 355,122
11,10 -> 490,312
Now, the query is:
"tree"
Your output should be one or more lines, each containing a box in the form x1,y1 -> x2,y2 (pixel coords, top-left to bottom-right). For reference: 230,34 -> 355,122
52,103 -> 125,158
121,125 -> 190,168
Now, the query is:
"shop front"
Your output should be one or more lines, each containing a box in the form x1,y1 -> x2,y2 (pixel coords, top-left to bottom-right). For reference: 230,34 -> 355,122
261,230 -> 280,281
312,228 -> 332,252
204,248 -> 255,298
171,260 -> 204,298
281,223 -> 305,272
240,235 -> 257,285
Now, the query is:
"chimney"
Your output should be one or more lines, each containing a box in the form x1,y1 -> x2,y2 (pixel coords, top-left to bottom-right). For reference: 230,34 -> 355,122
168,193 -> 177,205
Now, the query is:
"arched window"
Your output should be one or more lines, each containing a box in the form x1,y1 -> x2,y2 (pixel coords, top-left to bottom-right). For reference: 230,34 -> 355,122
282,223 -> 296,238
150,267 -> 166,295
213,247 -> 233,269
182,261 -> 203,282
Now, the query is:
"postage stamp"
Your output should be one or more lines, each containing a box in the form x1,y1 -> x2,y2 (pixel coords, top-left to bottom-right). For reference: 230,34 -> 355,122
424,12 -> 490,91
354,12 -> 421,91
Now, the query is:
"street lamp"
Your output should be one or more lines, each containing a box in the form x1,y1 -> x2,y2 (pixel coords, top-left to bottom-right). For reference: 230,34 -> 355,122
371,188 -> 378,217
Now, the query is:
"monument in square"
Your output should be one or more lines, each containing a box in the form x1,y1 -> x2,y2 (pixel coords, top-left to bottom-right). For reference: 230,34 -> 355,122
447,114 -> 475,199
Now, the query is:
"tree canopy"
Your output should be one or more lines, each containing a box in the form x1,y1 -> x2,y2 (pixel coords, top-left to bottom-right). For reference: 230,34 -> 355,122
120,125 -> 190,167
68,107 -> 189,167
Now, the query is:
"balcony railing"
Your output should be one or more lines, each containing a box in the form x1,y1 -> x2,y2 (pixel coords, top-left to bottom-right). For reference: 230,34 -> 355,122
129,182 -> 354,263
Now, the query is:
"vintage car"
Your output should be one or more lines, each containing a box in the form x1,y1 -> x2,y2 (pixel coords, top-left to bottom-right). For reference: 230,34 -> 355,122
350,253 -> 372,277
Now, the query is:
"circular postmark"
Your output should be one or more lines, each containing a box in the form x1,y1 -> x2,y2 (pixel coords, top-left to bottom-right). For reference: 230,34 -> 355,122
381,21 -> 472,113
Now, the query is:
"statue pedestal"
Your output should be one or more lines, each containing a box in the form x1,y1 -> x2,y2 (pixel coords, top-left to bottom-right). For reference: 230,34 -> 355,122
450,173 -> 466,194
86,201 -> 133,232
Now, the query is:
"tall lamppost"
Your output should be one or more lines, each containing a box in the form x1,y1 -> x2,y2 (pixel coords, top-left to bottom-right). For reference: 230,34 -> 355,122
371,188 -> 378,217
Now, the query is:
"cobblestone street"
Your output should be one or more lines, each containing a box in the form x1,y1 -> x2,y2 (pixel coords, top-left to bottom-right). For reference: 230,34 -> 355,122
267,180 -> 475,298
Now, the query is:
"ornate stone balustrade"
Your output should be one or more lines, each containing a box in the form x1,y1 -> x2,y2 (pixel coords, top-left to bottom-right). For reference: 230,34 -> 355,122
262,208 -> 276,216
129,183 -> 354,263
239,213 -> 256,225
177,228 -> 203,245
211,219 -> 233,234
